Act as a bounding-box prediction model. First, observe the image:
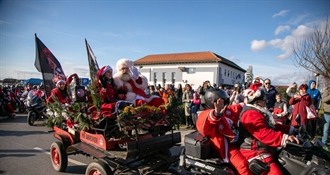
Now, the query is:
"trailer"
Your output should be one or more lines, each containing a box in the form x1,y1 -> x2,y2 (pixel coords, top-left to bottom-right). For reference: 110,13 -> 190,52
50,121 -> 181,175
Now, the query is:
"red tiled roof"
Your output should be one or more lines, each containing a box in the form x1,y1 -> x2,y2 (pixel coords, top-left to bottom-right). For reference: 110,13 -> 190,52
134,51 -> 246,72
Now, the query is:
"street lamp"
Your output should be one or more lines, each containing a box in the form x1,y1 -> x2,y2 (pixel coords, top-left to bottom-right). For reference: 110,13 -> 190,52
314,73 -> 320,89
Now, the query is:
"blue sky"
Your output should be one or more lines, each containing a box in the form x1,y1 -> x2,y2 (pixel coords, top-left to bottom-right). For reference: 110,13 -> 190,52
0,0 -> 329,86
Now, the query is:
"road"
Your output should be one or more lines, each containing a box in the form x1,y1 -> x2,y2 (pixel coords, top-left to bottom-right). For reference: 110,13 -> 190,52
0,113 -> 194,175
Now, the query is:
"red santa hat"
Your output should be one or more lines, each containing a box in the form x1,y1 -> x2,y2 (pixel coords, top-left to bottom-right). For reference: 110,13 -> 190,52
116,58 -> 133,72
56,80 -> 65,86
243,82 -> 266,103
54,75 -> 66,86
98,65 -> 112,78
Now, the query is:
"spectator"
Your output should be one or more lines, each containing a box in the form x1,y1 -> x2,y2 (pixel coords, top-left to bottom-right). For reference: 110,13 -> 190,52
307,79 -> 322,138
272,94 -> 288,124
263,78 -> 278,112
174,83 -> 183,104
198,80 -> 213,109
159,84 -> 174,105
182,84 -> 193,129
322,86 -> 330,145
229,84 -> 244,105
190,92 -> 201,128
286,82 -> 298,97
149,85 -> 160,97
289,84 -> 313,128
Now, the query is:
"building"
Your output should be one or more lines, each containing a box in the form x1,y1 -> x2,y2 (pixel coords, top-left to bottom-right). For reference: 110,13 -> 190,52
245,66 -> 254,83
134,51 -> 246,90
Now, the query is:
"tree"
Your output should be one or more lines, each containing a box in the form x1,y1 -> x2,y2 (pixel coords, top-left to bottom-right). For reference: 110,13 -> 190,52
292,17 -> 330,86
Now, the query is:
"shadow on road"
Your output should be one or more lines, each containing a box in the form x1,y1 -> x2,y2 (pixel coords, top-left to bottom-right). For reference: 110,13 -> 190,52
0,130 -> 48,137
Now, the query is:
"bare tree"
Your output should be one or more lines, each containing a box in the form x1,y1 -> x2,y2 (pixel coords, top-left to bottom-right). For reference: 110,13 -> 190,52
292,17 -> 330,86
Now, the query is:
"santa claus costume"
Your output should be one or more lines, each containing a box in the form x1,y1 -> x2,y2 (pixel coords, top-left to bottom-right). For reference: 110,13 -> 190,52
196,88 -> 252,175
239,82 -> 297,175
113,58 -> 163,107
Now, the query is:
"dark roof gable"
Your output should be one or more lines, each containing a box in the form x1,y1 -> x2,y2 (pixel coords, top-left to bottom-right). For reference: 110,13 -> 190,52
134,51 -> 246,72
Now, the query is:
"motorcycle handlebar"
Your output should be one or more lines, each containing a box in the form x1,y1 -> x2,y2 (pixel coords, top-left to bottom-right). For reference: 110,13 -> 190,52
285,140 -> 313,150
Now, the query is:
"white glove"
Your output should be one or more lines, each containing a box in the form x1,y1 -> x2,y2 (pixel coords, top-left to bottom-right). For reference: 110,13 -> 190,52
129,66 -> 140,79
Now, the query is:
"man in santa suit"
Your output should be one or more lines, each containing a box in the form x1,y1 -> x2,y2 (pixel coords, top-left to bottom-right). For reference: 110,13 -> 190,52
239,82 -> 299,175
113,58 -> 163,107
196,88 -> 252,175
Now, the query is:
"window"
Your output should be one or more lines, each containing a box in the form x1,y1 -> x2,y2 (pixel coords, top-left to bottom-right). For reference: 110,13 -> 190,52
162,72 -> 166,87
154,72 -> 157,85
171,72 -> 175,84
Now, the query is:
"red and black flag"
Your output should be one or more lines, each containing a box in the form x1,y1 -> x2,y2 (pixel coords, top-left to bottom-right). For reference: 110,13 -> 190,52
85,39 -> 99,82
34,34 -> 66,98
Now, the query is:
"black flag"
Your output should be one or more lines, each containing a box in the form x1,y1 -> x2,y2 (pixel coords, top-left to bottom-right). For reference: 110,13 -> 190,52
85,39 -> 99,82
34,34 -> 66,98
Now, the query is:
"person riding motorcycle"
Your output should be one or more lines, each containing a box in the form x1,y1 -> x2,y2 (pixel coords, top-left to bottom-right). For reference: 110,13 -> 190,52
0,85 -> 16,118
196,88 -> 252,175
239,82 -> 299,175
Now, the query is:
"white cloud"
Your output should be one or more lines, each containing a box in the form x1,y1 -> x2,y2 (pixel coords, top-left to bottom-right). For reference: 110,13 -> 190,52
268,38 -> 283,47
292,25 -> 311,38
274,25 -> 290,35
243,63 -> 310,86
250,22 -> 316,60
272,10 -> 290,18
250,40 -> 267,52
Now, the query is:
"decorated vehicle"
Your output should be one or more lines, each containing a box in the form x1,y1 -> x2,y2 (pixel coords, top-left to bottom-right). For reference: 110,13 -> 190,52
178,126 -> 330,175
47,82 -> 183,175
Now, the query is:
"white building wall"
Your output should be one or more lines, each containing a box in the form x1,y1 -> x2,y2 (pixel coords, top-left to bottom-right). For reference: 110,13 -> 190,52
138,62 -> 244,90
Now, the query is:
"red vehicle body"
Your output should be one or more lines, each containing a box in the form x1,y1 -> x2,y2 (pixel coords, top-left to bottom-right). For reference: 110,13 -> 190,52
50,118 -> 181,175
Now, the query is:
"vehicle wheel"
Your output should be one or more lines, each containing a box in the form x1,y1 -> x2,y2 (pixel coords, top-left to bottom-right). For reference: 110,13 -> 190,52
85,160 -> 113,175
19,104 -> 26,113
27,111 -> 37,126
50,141 -> 68,172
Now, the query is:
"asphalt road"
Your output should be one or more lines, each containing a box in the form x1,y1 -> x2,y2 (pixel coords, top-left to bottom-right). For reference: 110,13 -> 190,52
0,113 -> 194,175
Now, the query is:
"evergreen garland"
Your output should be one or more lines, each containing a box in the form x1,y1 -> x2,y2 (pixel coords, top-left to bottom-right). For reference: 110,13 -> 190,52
117,96 -> 183,136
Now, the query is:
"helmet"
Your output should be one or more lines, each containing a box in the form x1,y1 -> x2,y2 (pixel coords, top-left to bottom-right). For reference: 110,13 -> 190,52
204,88 -> 230,109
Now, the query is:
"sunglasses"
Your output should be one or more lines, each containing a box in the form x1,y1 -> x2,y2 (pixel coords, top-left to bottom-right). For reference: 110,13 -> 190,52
265,82 -> 270,85
121,67 -> 129,70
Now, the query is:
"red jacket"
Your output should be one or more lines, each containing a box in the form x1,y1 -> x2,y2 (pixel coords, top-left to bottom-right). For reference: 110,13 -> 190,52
289,94 -> 312,126
240,105 -> 293,157
47,88 -> 71,104
196,103 -> 244,163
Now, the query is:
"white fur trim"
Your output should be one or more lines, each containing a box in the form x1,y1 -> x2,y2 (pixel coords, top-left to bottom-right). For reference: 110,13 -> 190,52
101,65 -> 112,76
116,58 -> 133,72
244,89 -> 261,102
126,92 -> 137,103
56,80 -> 65,86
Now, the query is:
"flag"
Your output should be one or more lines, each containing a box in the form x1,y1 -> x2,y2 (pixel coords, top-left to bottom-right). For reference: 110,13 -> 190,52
34,34 -> 66,98
85,39 -> 99,82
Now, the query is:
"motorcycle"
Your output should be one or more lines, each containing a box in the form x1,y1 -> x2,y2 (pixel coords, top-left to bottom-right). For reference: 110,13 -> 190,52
16,91 -> 28,113
178,126 -> 330,175
0,99 -> 12,118
27,95 -> 47,126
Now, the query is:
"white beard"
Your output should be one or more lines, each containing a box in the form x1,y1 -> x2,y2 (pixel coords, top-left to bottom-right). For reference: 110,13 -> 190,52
121,73 -> 131,82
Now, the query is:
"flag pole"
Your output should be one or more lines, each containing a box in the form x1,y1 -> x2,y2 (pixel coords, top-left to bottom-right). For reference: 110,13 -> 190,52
35,33 -> 48,99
